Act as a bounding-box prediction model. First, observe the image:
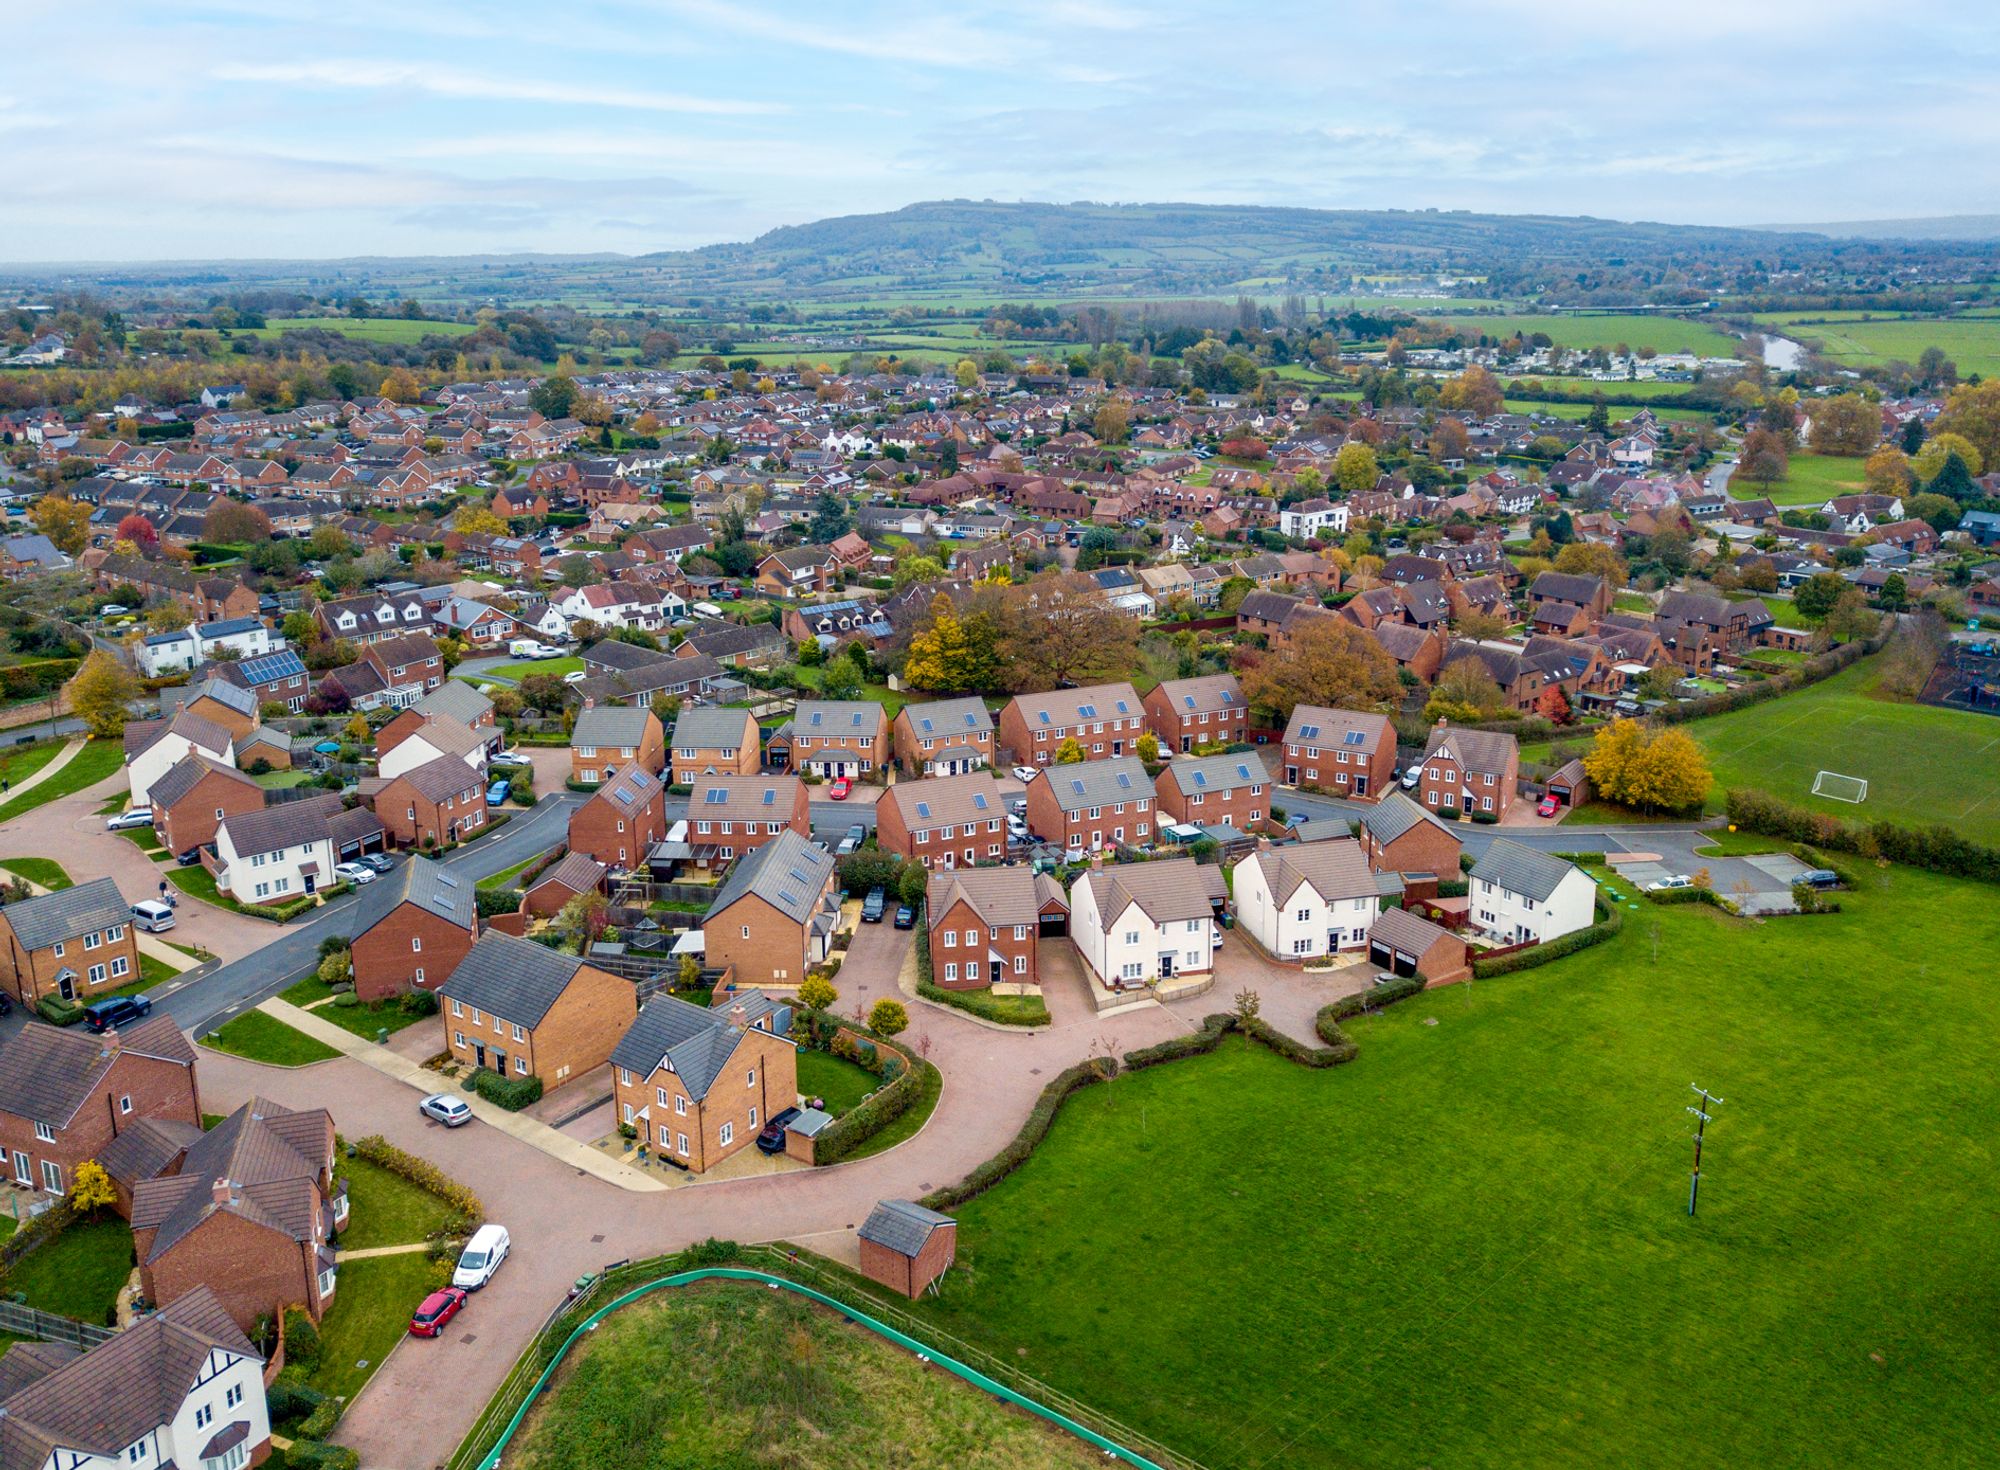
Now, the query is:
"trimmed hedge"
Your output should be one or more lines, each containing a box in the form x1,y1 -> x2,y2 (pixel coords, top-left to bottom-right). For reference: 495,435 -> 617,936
474,887 -> 521,919
281,1307 -> 321,1373
922,1057 -> 1116,1210
1727,787 -> 2000,884
283,1442 -> 360,1470
1645,885 -> 1740,913
797,1007 -> 936,1165
297,1395 -> 343,1440
1472,898 -> 1623,978
916,979 -> 1051,1027
349,1134 -> 485,1227
470,1068 -> 543,1110
35,995 -> 84,1026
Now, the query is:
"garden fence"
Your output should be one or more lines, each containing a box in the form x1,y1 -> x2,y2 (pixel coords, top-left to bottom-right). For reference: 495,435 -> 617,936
0,1298 -> 116,1349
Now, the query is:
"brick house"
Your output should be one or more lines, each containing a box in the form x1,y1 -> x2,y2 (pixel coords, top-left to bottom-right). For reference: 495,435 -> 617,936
148,755 -> 264,859
376,713 -> 488,782
669,707 -> 761,783
1528,571 -> 1613,634
1141,673 -> 1250,754
892,697 -> 996,777
858,1199 -> 957,1299
374,753 -> 489,849
610,992 -> 798,1174
566,764 -> 667,869
1024,756 -> 1157,855
925,865 -> 1039,990
686,775 -> 810,864
359,632 -> 445,706
700,829 -> 840,985
1153,752 -> 1271,831
570,706 -> 665,784
0,1016 -> 200,1199
998,682 -> 1146,766
754,544 -> 840,598
875,772 -> 1011,869
1279,706 -> 1396,801
523,852 -> 608,919
1357,791 -> 1463,884
0,878 -> 144,1006
440,932 -> 638,1090
349,858 -> 480,1001
786,700 -> 889,778
132,1097 -> 342,1332
1413,721 -> 1521,820
1366,906 -> 1471,985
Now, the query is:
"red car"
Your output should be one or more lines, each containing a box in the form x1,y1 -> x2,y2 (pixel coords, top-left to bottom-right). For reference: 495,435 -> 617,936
409,1287 -> 468,1338
1537,794 -> 1561,818
827,777 -> 852,800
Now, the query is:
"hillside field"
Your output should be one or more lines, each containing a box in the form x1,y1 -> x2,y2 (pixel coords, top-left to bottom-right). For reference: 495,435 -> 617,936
903,861 -> 2000,1469
252,316 -> 479,343
1422,312 -> 1742,356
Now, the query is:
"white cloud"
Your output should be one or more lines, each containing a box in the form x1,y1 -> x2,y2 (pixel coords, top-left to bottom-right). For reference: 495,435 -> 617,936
210,60 -> 779,115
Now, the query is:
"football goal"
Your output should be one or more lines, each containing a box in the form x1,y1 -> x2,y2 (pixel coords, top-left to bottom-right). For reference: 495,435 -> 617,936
1811,771 -> 1869,803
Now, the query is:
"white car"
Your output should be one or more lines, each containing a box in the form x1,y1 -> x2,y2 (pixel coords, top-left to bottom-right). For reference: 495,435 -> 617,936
1011,765 -> 1040,782
333,861 -> 377,885
563,670 -> 587,684
453,1223 -> 511,1290
1647,874 -> 1693,892
419,1093 -> 472,1128
1399,766 -> 1423,790
1006,814 -> 1029,841
107,807 -> 155,831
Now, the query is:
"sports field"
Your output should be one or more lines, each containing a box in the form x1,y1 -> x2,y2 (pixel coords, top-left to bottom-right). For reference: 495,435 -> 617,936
906,861 -> 2000,1468
1425,312 -> 1740,356
1683,656 -> 2000,841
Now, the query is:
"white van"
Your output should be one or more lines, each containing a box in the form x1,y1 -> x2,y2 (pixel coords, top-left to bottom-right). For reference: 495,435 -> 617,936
453,1224 -> 510,1290
130,900 -> 176,933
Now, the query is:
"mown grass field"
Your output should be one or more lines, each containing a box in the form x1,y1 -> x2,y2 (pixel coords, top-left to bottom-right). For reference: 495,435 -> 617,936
1423,312 -> 1741,356
1730,449 -> 1868,506
1678,657 -> 2000,841
505,1285 -> 1104,1469
904,861 -> 2000,1470
1775,316 -> 2000,379
253,316 -> 478,344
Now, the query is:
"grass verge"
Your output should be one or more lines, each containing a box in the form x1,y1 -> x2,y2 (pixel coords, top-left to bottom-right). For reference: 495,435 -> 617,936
0,739 -> 122,823
0,857 -> 69,889
202,1010 -> 341,1066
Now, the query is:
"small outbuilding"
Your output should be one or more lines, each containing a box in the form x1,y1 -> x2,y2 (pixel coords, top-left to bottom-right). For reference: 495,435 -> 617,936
857,1198 -> 957,1299
1544,759 -> 1589,810
1366,906 -> 1471,986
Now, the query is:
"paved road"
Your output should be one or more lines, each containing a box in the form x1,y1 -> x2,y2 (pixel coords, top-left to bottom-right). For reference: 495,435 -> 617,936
158,793 -> 583,1034
1278,787 -> 1714,860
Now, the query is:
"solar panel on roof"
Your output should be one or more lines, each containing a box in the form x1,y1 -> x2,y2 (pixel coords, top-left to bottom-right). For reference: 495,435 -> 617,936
778,888 -> 801,907
436,872 -> 459,888
809,711 -> 823,726
787,867 -> 809,883
1219,691 -> 1235,705
1037,710 -> 1051,724
962,712 -> 977,726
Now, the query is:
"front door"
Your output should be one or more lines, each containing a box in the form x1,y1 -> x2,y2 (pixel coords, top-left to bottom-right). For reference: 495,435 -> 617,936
1112,740 -> 1125,756
1159,952 -> 1175,979
1286,764 -> 1298,783
1181,735 -> 1193,753
991,959 -> 1004,984
303,872 -> 317,895
57,974 -> 74,1001
1328,928 -> 1342,953
492,1051 -> 507,1077
1352,774 -> 1368,796
474,1042 -> 487,1068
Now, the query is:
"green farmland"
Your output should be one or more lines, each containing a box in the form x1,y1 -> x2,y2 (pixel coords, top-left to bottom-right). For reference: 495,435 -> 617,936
253,316 -> 479,344
905,861 -> 2000,1469
1769,315 -> 2000,379
1422,312 -> 1742,357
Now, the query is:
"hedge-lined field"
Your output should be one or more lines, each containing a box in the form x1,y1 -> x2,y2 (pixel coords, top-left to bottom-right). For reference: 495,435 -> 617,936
903,862 -> 2000,1468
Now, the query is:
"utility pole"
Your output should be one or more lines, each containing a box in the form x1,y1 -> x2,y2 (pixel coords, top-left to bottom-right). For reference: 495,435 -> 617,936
1687,1084 -> 1722,1217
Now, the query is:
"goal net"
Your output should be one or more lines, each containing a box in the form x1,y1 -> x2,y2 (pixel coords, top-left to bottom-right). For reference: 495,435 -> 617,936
1811,771 -> 1869,803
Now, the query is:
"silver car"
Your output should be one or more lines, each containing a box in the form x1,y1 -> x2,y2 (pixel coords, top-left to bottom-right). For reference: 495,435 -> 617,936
419,1093 -> 472,1128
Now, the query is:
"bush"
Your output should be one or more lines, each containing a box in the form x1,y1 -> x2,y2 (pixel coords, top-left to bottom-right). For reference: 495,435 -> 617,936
1434,878 -> 1469,899
799,1007 -> 934,1166
398,988 -> 440,1016
1645,886 -> 1739,912
265,1380 -> 326,1429
1470,810 -> 1498,824
282,1307 -> 322,1373
1472,899 -> 1623,978
471,1068 -> 543,1110
297,1395 -> 343,1440
331,991 -> 360,1008
284,1442 -> 360,1470
915,980 -> 1052,1027
349,1135 -> 484,1226
474,887 -> 521,919
1726,787 -> 2000,884
35,995 -> 84,1026
867,999 -> 908,1036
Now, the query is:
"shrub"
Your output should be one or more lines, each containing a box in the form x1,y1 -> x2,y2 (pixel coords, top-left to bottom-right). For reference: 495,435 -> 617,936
867,999 -> 908,1036
1470,810 -> 1498,824
474,887 -> 521,919
265,1380 -> 326,1428
799,1007 -> 933,1166
282,1307 -> 322,1373
331,991 -> 360,1008
796,975 -> 837,1011
284,1442 -> 360,1470
915,980 -> 1052,1027
471,1068 -> 543,1110
1472,899 -> 1624,978
35,995 -> 83,1026
398,988 -> 440,1016
298,1395 -> 343,1440
1726,786 -> 2000,884
349,1135 -> 484,1226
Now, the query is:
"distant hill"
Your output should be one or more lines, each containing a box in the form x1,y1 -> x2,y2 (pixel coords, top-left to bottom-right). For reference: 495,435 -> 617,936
642,199 -> 1818,300
1772,215 -> 2000,242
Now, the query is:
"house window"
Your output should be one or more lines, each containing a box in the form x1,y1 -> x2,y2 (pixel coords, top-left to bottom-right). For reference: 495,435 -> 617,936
676,1095 -> 687,1116
34,1122 -> 53,1143
108,925 -> 124,943
226,1383 -> 243,1408
195,1405 -> 214,1431
1014,955 -> 1027,974
120,1094 -> 133,1115
720,1121 -> 734,1147
746,1069 -> 756,1087
84,932 -> 100,951
51,942 -> 62,958
111,956 -> 129,979
452,1000 -> 464,1017
944,963 -> 958,982
39,1160 -> 60,1193
515,1057 -> 528,1074
512,1024 -> 525,1042
678,1132 -> 689,1155
749,1106 -> 759,1127
619,1067 -> 632,1086
454,1031 -> 466,1046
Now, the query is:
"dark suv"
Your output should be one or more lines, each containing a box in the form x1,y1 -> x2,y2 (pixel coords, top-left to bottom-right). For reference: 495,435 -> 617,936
757,1107 -> 802,1154
860,887 -> 887,923
84,994 -> 153,1033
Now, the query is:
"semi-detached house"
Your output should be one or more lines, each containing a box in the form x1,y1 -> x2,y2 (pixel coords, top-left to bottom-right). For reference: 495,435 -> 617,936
1025,756 -> 1157,856
1140,674 -> 1249,754
785,700 -> 889,778
892,697 -> 996,777
874,771 -> 1010,868
1280,705 -> 1396,801
441,931 -> 637,1089
611,991 -> 798,1174
1153,752 -> 1269,832
685,775 -> 810,864
0,878 -> 144,1007
0,1014 -> 200,1198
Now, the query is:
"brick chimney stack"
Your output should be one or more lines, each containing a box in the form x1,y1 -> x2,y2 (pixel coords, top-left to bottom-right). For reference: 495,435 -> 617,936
100,1027 -> 120,1057
211,1178 -> 236,1206
729,1002 -> 748,1029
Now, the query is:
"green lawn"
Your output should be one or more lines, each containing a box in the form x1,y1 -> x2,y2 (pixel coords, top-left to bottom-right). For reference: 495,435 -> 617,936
334,1155 -> 456,1251
468,656 -> 582,682
476,855 -> 538,890
277,977 -> 430,1041
5,1216 -> 134,1325
254,315 -> 478,345
791,666 -> 908,718
308,1250 -> 442,1404
202,1010 -> 340,1066
1680,655 -> 2000,842
1730,449 -> 1868,506
254,769 -> 312,789
1424,311 -> 1740,356
1779,315 -> 2000,380
905,863 -> 2000,1469
0,739 -> 64,790
0,857 -> 69,889
503,1285 -> 1103,1470
0,740 -> 122,823
796,1049 -> 879,1117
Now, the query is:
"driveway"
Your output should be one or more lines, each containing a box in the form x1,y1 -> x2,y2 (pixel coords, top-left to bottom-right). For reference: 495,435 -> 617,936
1612,834 -> 1810,914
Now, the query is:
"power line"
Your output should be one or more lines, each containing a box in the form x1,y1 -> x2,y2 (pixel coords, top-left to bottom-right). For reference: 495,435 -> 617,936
1687,1084 -> 1723,1217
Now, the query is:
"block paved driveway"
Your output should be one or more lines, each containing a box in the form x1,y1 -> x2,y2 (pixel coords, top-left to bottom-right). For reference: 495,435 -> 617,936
197,899 -> 1373,1465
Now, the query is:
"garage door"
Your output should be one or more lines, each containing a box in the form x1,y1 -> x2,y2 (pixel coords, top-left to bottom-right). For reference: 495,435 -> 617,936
1369,939 -> 1417,977
1039,910 -> 1068,937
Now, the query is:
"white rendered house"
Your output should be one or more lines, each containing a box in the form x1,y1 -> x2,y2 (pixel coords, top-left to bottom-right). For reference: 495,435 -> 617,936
1467,839 -> 1596,945
1068,862 -> 1215,990
1232,837 -> 1381,959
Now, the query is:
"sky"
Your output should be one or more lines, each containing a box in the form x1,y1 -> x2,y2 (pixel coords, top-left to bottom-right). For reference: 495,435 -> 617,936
5,0 -> 1995,261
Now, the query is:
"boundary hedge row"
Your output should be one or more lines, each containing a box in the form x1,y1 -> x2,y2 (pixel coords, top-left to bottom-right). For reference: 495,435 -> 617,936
1471,898 -> 1624,978
1726,787 -> 2000,885
793,1006 -> 938,1166
1651,624 -> 1891,725
349,1134 -> 485,1227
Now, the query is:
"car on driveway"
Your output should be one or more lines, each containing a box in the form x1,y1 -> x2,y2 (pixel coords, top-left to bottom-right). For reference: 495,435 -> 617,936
861,887 -> 887,923
894,903 -> 915,929
408,1287 -> 468,1338
1647,874 -> 1693,892
1537,794 -> 1561,818
756,1106 -> 801,1154
486,778 -> 510,805
419,1093 -> 472,1128
333,861 -> 376,885
836,823 -> 866,856
1012,765 -> 1040,782
827,776 -> 852,799
362,852 -> 396,874
1798,868 -> 1842,889
85,994 -> 152,1033
1399,765 -> 1423,790
107,807 -> 154,831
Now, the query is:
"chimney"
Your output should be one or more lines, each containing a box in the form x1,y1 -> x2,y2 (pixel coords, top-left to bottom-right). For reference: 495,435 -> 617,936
1435,716 -> 1447,728
211,1177 -> 236,1207
99,1027 -> 120,1056
729,1003 -> 748,1029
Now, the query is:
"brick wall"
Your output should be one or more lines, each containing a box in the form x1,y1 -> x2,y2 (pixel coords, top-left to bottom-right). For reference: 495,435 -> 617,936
351,902 -> 478,1002
927,897 -> 1036,990
158,768 -> 264,856
0,1049 -> 200,1203
140,1208 -> 318,1332
615,1024 -> 797,1173
704,892 -> 818,986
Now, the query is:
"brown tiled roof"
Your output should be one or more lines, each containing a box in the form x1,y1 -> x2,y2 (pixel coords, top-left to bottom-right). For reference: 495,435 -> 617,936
687,773 -> 796,823
218,791 -> 344,859
1244,837 -> 1375,907
132,1096 -> 333,1260
886,771 -> 1007,832
529,851 -> 608,897
1422,723 -> 1518,777
1078,860 -> 1212,932
95,1116 -> 204,1190
388,752 -> 484,803
0,1018 -> 195,1129
927,865 -> 1038,929
148,753 -> 257,812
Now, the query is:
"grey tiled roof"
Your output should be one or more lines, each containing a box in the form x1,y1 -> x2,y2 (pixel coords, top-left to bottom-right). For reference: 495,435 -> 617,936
899,697 -> 993,738
1078,860 -> 1211,932
1167,752 -> 1266,797
704,829 -> 835,926
415,679 -> 493,725
1,877 -> 131,952
611,993 -> 771,1102
858,1198 -> 955,1257
380,855 -> 476,931
439,932 -> 591,1028
1470,839 -> 1579,904
1421,723 -> 1518,778
670,706 -> 757,749
793,699 -> 884,738
573,705 -> 655,751
1045,756 -> 1155,814
1359,791 -> 1457,848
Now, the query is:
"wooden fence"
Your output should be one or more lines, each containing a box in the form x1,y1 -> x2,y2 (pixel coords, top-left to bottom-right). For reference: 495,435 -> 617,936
0,1298 -> 116,1349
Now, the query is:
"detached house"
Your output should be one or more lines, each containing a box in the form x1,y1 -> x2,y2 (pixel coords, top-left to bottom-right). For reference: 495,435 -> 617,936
441,932 -> 637,1090
1469,840 -> 1596,946
1069,860 -> 1217,992
1412,722 -> 1521,820
0,878 -> 143,1007
610,992 -> 799,1174
1231,838 -> 1381,960
1356,791 -> 1463,886
700,829 -> 840,985
925,865 -> 1041,990
375,753 -> 488,848
148,755 -> 264,860
567,764 -> 667,869
125,709 -> 236,807
0,1014 -> 200,1198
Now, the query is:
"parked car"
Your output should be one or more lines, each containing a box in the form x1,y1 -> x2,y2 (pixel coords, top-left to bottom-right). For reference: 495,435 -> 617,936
894,903 -> 915,930
486,778 -> 510,805
563,670 -> 587,684
756,1106 -> 801,1155
332,861 -> 375,885
860,887 -> 887,923
85,994 -> 152,1033
107,807 -> 155,831
129,899 -> 176,933
836,823 -> 866,856
1537,794 -> 1561,818
1006,814 -> 1029,841
1798,868 -> 1842,890
1399,766 -> 1422,790
827,776 -> 852,800
408,1286 -> 468,1338
1647,874 -> 1693,892
98,604 -> 130,617
362,852 -> 396,873
1011,765 -> 1039,782
176,847 -> 202,866
452,1223 -> 511,1290
490,748 -> 528,768
419,1093 -> 473,1128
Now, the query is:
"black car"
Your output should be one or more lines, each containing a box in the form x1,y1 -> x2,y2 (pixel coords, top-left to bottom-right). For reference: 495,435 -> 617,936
893,904 -> 915,930
756,1106 -> 802,1154
860,888 -> 887,923
1798,868 -> 1842,890
84,994 -> 152,1033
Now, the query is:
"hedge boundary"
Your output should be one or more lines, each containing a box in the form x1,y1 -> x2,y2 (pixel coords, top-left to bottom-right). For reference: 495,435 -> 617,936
349,1134 -> 485,1227
1471,897 -> 1624,978
791,1006 -> 937,1166
1726,787 -> 2000,885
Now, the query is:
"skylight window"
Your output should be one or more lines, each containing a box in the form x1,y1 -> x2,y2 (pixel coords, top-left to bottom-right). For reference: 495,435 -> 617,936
704,789 -> 728,805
